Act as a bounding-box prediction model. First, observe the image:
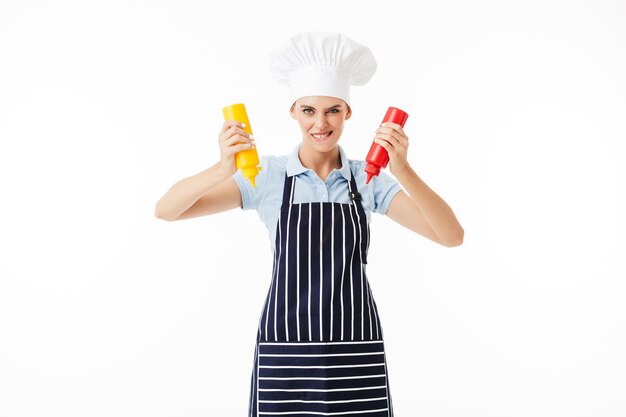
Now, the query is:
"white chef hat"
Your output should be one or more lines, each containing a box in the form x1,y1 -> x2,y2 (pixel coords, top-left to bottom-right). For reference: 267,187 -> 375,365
269,31 -> 377,106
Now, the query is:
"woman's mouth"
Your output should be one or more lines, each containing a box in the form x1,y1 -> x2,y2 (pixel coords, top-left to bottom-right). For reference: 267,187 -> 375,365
311,131 -> 333,141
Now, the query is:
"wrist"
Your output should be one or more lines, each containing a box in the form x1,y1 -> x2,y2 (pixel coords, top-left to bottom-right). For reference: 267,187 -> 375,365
213,162 -> 233,181
393,163 -> 413,179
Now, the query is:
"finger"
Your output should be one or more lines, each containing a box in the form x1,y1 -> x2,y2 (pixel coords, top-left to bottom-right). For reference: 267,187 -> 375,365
233,142 -> 255,152
374,137 -> 391,149
376,132 -> 401,146
224,143 -> 252,157
381,121 -> 404,133
224,134 -> 244,147
225,142 -> 255,156
223,120 -> 246,132
378,124 -> 406,138
378,129 -> 409,148
227,133 -> 253,145
381,123 -> 408,139
224,126 -> 254,140
376,127 -> 400,139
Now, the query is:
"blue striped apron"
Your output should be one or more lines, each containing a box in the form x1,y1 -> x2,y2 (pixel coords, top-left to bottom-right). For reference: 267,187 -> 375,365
247,168 -> 395,416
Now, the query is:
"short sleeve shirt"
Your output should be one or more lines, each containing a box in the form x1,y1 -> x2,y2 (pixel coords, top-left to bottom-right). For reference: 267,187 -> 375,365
232,143 -> 403,254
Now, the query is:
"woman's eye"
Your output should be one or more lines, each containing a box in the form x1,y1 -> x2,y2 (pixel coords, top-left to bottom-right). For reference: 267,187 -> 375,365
303,108 -> 339,115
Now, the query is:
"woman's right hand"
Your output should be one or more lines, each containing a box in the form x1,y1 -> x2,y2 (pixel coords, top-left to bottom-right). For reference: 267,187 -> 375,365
218,120 -> 255,177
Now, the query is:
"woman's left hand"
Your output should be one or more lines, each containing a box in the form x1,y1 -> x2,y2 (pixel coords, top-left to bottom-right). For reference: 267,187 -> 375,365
373,122 -> 410,175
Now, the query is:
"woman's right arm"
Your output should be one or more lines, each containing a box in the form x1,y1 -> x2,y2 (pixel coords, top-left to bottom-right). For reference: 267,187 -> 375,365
154,120 -> 255,221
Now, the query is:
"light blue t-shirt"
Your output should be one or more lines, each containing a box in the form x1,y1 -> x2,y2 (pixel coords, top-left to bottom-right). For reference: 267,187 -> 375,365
232,143 -> 403,253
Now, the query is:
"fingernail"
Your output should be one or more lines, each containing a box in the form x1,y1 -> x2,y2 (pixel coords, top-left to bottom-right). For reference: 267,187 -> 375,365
241,122 -> 246,128
249,134 -> 254,139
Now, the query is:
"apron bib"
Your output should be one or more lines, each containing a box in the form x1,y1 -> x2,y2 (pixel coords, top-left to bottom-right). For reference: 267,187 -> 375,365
247,168 -> 395,416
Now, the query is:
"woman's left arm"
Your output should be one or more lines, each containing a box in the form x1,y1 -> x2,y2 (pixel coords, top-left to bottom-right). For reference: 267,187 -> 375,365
374,122 -> 464,247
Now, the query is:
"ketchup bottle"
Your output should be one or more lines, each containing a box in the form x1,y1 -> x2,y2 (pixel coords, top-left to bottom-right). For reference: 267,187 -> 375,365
365,107 -> 409,184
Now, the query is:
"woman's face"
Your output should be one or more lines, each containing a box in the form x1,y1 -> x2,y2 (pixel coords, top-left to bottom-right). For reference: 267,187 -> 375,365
289,96 -> 352,151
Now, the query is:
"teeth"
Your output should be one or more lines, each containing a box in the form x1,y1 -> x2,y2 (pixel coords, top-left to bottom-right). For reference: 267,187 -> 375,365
312,132 -> 331,139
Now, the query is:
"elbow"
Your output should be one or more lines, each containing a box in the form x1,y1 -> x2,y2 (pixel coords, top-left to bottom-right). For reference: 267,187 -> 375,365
154,208 -> 168,221
443,228 -> 464,247
154,204 -> 176,221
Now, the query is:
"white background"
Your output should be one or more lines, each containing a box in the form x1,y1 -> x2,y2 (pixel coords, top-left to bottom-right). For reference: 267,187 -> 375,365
1,0 -> 625,416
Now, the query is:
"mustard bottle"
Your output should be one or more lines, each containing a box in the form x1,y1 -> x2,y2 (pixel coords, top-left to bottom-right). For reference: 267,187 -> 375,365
222,103 -> 262,188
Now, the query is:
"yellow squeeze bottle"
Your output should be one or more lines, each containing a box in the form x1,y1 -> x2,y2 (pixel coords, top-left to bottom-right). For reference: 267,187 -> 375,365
222,103 -> 262,188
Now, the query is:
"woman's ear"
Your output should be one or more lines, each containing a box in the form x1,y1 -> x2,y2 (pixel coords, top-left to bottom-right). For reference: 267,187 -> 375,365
345,104 -> 352,120
289,102 -> 297,120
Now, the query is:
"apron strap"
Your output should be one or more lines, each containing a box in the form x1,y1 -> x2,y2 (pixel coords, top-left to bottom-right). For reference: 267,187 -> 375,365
280,173 -> 295,210
348,165 -> 362,204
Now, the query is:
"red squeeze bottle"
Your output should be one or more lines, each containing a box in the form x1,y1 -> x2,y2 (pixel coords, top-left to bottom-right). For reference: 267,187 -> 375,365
365,106 -> 409,184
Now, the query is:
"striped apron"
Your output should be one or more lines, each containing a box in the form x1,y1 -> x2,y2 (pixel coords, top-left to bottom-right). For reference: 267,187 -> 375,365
248,169 -> 395,416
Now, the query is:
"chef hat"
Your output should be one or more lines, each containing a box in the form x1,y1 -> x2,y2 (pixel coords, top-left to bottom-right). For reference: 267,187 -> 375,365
269,31 -> 377,106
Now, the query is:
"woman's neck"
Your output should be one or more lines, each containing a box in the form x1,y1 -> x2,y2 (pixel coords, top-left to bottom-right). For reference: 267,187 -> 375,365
298,142 -> 341,182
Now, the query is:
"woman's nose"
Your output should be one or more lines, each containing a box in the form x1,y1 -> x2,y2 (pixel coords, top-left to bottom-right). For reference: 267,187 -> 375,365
314,114 -> 328,128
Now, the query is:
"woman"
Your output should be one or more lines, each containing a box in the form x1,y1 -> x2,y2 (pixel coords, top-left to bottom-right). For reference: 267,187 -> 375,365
155,31 -> 463,417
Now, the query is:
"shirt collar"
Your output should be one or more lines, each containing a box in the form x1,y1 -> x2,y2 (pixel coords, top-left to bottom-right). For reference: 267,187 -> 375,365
286,142 -> 352,181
